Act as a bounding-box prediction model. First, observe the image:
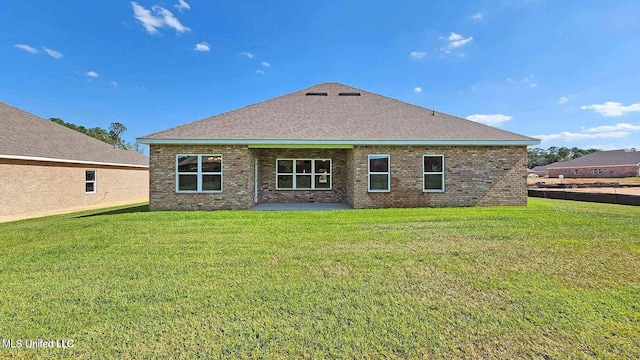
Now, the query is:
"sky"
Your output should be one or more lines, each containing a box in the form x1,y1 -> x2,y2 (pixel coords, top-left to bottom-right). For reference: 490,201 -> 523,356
1,0 -> 640,152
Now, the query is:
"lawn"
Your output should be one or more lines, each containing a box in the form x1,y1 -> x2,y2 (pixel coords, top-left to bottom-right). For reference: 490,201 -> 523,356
1,199 -> 639,358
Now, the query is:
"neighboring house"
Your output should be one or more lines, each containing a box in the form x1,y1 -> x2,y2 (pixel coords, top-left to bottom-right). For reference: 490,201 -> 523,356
547,149 -> 640,178
0,101 -> 149,220
531,165 -> 550,177
137,82 -> 539,210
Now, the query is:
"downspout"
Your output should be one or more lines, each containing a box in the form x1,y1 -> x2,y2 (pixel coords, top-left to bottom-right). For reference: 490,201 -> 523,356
254,158 -> 259,203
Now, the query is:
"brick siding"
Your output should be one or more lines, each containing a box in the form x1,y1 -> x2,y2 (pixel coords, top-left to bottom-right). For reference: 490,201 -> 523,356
350,145 -> 528,208
149,144 -> 528,210
254,148 -> 348,203
149,145 -> 254,210
548,165 -> 640,178
0,159 -> 148,218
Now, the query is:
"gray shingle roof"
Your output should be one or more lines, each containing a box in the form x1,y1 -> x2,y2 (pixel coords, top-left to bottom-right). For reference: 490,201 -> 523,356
138,82 -> 538,145
0,101 -> 148,167
547,150 -> 640,168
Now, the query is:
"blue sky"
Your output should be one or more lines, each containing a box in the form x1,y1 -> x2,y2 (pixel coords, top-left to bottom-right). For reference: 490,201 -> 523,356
2,0 -> 640,151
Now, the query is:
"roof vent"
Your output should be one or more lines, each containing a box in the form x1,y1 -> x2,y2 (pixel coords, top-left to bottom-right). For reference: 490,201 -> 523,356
338,92 -> 361,96
306,92 -> 328,96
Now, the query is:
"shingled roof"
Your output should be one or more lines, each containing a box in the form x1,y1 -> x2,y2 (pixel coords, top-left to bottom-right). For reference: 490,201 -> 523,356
547,150 -> 640,168
0,101 -> 148,167
138,82 -> 539,146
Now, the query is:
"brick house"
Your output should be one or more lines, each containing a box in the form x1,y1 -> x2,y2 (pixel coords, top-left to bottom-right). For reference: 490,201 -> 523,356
547,149 -> 640,178
0,101 -> 149,221
137,83 -> 539,210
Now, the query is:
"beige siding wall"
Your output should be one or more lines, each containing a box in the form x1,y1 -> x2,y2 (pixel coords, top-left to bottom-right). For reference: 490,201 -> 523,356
0,160 -> 148,218
349,145 -> 528,208
149,144 -> 254,210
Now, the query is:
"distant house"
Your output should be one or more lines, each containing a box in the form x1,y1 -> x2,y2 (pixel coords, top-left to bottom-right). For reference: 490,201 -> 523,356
547,149 -> 640,178
137,82 -> 539,210
531,165 -> 550,177
0,101 -> 149,221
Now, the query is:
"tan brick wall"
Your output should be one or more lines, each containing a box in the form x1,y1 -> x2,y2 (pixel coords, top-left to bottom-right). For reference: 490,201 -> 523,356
148,144 -> 527,210
0,159 -> 148,218
254,148 -> 348,203
350,145 -> 528,208
149,145 -> 254,210
549,166 -> 640,178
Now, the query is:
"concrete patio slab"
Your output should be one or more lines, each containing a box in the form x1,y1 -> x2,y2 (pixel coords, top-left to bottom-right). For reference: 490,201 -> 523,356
251,203 -> 351,211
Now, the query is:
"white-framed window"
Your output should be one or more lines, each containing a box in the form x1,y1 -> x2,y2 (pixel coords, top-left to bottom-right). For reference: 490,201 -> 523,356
176,155 -> 222,193
368,154 -> 390,192
592,168 -> 603,175
85,170 -> 96,194
276,159 -> 332,190
423,155 -> 445,192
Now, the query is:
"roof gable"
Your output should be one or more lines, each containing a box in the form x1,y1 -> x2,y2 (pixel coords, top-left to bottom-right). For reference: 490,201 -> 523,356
138,82 -> 539,145
0,101 -> 148,167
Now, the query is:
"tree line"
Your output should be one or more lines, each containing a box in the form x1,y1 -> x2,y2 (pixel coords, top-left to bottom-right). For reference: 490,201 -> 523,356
527,147 -> 600,168
50,118 -> 142,153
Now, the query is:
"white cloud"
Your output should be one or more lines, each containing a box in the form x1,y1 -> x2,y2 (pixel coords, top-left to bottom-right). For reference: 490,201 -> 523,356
111,81 -> 118,86
409,51 -> 427,59
43,47 -> 62,59
580,102 -> 640,117
533,122 -> 640,142
175,0 -> 190,12
533,131 -> 629,142
559,96 -> 569,104
448,33 -> 463,41
442,32 -> 473,53
154,6 -> 190,33
14,44 -> 38,54
470,13 -> 483,20
194,41 -> 211,52
448,32 -> 473,48
86,71 -> 99,78
242,52 -> 255,59
413,87 -> 422,93
131,2 -> 190,34
582,123 -> 640,133
256,70 -> 265,75
261,61 -> 271,67
466,114 -> 512,126
131,2 -> 164,34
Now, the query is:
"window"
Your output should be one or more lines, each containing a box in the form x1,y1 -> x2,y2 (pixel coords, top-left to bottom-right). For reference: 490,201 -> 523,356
593,168 -> 602,175
85,170 -> 96,193
368,155 -> 390,192
176,155 -> 222,192
423,155 -> 445,192
574,169 -> 579,175
276,159 -> 331,190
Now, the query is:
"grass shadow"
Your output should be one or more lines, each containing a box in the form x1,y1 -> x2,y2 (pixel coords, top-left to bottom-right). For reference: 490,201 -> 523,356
76,204 -> 149,218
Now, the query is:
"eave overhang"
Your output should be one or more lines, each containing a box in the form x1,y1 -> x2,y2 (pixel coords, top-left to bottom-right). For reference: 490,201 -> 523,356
137,138 -> 541,147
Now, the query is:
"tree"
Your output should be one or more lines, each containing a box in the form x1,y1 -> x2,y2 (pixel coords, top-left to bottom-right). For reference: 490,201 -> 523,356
109,122 -> 127,149
50,118 -> 144,153
527,146 -> 600,168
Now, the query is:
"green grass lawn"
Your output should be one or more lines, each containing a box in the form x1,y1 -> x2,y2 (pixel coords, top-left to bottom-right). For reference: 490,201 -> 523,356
1,199 -> 639,358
